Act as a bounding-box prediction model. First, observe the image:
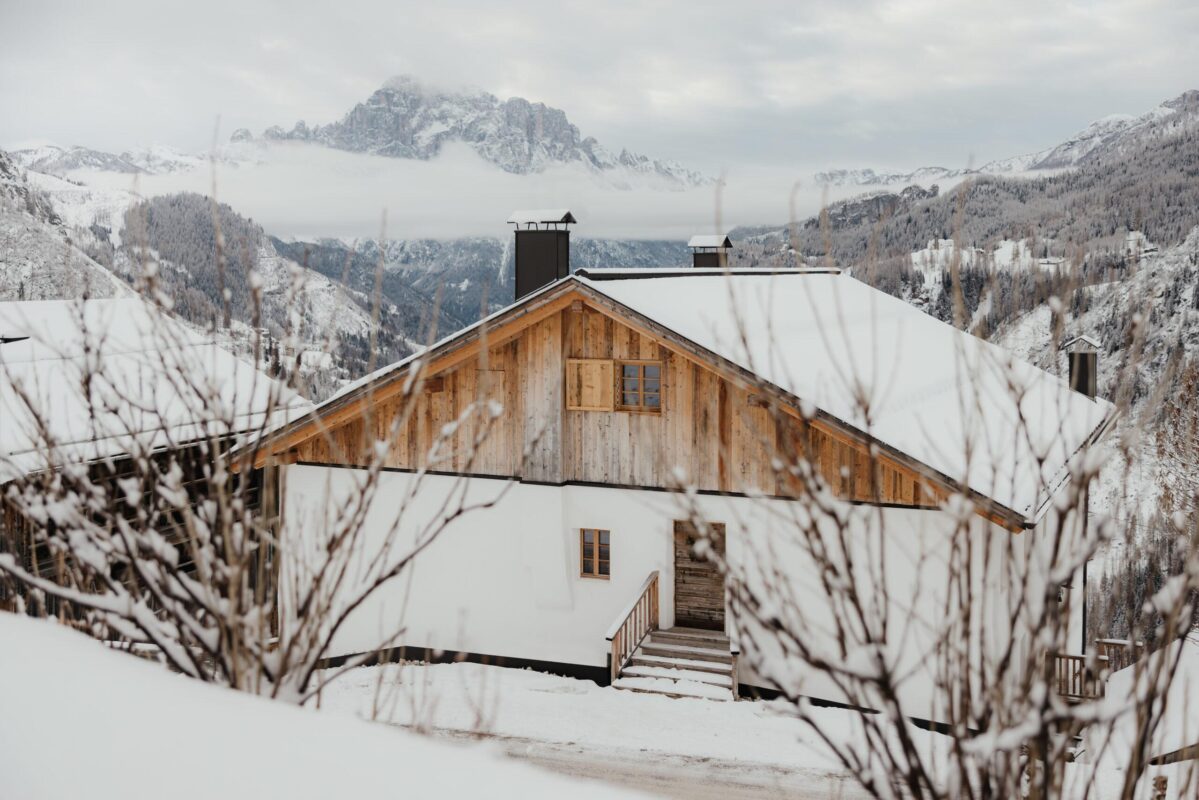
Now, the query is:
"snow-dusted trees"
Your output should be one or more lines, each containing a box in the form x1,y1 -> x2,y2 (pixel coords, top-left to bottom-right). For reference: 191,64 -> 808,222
666,265 -> 1197,799
0,242 -> 505,704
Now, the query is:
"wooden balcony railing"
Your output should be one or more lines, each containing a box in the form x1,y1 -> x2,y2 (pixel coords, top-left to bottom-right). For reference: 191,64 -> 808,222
1052,652 -> 1106,700
605,570 -> 659,683
1095,638 -> 1145,673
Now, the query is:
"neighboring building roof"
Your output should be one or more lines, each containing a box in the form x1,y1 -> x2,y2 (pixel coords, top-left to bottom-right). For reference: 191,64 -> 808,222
506,209 -> 576,225
687,234 -> 732,250
254,271 -> 1115,525
0,299 -> 309,482
1061,334 -> 1102,351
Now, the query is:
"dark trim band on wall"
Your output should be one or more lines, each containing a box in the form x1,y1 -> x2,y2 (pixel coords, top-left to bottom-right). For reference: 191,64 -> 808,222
318,644 -> 611,686
290,461 -> 944,512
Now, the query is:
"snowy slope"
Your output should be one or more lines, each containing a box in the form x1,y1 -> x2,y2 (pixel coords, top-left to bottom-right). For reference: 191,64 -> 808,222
0,613 -> 639,800
994,228 -> 1199,523
0,150 -> 131,300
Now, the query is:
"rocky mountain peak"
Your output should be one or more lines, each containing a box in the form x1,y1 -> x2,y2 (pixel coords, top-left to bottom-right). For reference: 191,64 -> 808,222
258,75 -> 708,187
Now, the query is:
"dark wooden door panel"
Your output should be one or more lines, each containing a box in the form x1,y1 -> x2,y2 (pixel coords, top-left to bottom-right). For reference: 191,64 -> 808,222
673,521 -> 725,630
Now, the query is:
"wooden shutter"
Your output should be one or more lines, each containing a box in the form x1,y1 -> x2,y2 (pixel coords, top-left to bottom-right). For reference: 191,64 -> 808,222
565,358 -> 614,411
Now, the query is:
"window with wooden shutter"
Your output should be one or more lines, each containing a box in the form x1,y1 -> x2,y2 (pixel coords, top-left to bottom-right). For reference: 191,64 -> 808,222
580,529 -> 610,578
615,360 -> 662,413
565,358 -> 614,411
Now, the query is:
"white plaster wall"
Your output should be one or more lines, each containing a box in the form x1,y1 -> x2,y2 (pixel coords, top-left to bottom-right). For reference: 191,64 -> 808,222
282,464 -> 1081,718
282,465 -> 683,668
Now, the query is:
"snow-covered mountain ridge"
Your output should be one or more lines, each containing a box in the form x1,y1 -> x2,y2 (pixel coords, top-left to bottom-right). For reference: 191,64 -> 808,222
9,143 -> 209,176
817,89 -> 1199,187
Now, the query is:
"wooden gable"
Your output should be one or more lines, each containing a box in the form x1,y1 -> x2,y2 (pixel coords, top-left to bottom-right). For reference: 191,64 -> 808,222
259,285 -> 1022,529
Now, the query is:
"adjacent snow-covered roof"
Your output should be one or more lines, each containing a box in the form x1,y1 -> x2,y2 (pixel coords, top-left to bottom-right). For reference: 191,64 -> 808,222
573,271 -> 1113,521
507,209 -> 576,225
687,234 -> 732,249
0,299 -> 309,482
260,270 -> 1114,523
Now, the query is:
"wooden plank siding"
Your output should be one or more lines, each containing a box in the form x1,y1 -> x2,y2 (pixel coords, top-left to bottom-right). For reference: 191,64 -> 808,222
291,302 -> 946,509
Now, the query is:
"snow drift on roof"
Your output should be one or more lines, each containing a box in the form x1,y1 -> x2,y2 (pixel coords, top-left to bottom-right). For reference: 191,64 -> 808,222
0,299 -> 308,481
576,271 -> 1113,520
687,234 -> 732,249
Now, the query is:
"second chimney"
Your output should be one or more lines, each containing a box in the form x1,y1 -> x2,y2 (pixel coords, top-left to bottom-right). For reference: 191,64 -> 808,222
508,209 -> 576,301
688,234 -> 733,268
1061,335 -> 1100,399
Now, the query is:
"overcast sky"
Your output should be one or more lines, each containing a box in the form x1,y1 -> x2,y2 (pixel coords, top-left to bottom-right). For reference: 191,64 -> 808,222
2,0 -> 1196,174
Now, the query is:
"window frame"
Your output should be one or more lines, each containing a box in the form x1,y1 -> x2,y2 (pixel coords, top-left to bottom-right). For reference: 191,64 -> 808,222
579,528 -> 611,579
614,359 -> 663,414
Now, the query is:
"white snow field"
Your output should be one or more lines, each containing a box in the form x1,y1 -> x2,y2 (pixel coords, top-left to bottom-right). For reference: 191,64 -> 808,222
318,660 -> 1173,799
0,613 -> 645,800
0,615 -> 1186,799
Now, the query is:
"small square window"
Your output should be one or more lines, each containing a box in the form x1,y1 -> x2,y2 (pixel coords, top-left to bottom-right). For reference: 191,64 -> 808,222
580,529 -> 611,579
615,361 -> 663,413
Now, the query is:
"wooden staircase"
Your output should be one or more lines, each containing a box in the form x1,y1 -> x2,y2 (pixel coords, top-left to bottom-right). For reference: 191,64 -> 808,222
613,627 -> 738,701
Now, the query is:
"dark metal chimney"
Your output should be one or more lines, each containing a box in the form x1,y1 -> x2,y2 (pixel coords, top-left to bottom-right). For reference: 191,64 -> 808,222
688,234 -> 732,268
508,209 -> 576,300
1062,335 -> 1099,398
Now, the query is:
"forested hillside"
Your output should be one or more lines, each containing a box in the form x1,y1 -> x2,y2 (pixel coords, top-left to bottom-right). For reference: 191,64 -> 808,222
79,193 -> 414,398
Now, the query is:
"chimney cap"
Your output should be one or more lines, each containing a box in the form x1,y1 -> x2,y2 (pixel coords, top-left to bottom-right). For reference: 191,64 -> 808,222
507,209 -> 576,226
687,234 -> 732,250
1060,334 -> 1101,352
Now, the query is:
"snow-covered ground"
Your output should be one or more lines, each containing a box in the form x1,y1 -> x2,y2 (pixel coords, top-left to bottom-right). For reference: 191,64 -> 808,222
317,660 -> 1156,799
0,613 -> 641,800
320,661 -> 852,772
0,604 -> 1188,798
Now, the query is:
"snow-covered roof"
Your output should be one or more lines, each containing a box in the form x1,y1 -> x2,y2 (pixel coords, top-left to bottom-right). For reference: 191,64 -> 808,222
687,234 -> 732,249
260,270 -> 1113,523
0,299 -> 309,482
573,271 -> 1113,521
1060,334 -> 1101,351
507,209 -> 576,225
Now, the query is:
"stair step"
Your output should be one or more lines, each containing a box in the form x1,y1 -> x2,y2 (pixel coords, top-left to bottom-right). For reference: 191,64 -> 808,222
649,631 -> 730,650
621,664 -> 733,687
639,642 -> 733,663
665,626 -> 730,641
628,654 -> 733,675
613,676 -> 734,701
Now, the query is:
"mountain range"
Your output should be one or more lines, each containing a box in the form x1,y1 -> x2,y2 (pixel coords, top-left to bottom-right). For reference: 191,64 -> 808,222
9,76 -> 708,190
816,90 -> 1199,186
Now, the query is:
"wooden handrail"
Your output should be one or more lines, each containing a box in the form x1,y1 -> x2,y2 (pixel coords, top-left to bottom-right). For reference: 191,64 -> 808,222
605,570 -> 659,683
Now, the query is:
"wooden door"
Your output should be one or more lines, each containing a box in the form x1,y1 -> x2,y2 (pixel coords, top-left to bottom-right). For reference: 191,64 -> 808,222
673,520 -> 726,631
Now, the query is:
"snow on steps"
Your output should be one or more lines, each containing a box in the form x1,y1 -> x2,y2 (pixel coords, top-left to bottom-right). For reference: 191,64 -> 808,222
612,676 -> 735,701
620,664 -> 733,687
627,653 -> 731,675
637,641 -> 733,662
613,626 -> 737,702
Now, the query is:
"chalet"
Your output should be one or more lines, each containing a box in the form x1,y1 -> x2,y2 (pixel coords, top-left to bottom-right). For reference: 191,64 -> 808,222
251,212 -> 1115,714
